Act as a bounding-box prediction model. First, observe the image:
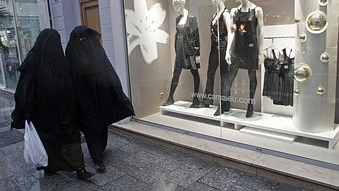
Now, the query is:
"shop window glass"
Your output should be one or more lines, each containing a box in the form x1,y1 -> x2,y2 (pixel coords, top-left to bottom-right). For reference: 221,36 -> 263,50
0,0 -> 49,90
123,0 -> 339,153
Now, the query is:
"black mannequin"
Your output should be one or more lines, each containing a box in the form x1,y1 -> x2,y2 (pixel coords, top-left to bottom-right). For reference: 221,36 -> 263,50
226,0 -> 264,117
163,0 -> 201,108
203,0 -> 232,116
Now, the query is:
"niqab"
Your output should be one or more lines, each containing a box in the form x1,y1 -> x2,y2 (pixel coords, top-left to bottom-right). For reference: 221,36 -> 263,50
66,25 -> 134,126
12,28 -> 79,144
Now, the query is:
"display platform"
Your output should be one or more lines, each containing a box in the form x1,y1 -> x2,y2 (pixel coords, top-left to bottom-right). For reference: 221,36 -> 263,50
160,101 -> 339,149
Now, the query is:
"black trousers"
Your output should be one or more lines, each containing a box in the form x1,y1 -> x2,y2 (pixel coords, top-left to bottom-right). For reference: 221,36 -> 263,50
43,141 -> 85,172
76,75 -> 108,165
203,47 -> 229,106
82,126 -> 108,164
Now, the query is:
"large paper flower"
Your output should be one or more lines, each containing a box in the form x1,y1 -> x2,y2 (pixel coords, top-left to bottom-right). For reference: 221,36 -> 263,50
125,0 -> 169,64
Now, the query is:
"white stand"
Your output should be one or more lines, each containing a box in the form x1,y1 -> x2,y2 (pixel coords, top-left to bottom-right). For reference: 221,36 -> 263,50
160,101 -> 339,149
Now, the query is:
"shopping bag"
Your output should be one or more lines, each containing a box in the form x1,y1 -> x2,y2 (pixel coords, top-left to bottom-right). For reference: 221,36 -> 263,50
23,120 -> 48,167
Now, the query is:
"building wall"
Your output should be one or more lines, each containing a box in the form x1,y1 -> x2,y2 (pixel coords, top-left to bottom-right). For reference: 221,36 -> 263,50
48,0 -> 131,101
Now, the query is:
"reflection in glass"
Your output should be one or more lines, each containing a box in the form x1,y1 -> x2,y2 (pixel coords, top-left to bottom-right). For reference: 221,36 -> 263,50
0,0 -> 47,90
294,64 -> 312,83
306,10 -> 328,34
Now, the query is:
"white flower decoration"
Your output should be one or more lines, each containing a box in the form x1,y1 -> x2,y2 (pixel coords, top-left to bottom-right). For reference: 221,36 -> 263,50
125,0 -> 169,64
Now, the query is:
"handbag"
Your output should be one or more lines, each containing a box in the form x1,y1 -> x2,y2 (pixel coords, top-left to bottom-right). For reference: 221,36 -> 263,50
184,16 -> 197,56
23,120 -> 48,167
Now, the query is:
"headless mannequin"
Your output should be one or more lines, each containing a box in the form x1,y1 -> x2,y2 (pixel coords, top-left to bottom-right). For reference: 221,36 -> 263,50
203,0 -> 233,116
163,0 -> 201,108
226,0 -> 264,117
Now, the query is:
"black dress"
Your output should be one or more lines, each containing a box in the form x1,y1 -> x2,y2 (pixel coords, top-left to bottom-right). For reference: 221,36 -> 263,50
232,7 -> 259,70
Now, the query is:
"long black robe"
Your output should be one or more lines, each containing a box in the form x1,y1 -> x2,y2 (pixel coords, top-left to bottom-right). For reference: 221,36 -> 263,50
11,28 -> 85,171
12,28 -> 80,144
66,25 -> 134,164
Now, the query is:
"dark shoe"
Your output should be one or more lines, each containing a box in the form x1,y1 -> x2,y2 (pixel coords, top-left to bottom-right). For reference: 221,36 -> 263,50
214,104 -> 230,116
44,168 -> 57,176
224,101 -> 231,112
202,99 -> 212,108
214,106 -> 222,116
190,98 -> 200,108
162,98 -> 174,106
189,102 -> 200,108
95,163 -> 106,173
77,168 -> 95,180
246,104 -> 254,118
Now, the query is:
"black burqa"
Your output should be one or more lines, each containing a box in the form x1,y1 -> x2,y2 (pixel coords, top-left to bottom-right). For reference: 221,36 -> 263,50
11,28 -> 85,171
66,25 -> 134,164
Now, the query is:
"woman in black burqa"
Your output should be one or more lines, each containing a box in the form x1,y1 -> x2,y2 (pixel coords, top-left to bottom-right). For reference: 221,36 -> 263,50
11,28 -> 94,180
66,25 -> 134,173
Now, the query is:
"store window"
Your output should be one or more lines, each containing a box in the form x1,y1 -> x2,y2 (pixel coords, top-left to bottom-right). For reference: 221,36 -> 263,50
123,0 -> 339,154
0,0 -> 49,90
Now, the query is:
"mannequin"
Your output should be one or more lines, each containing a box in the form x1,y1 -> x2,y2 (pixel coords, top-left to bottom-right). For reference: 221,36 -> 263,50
203,0 -> 232,116
162,0 -> 201,108
225,0 -> 264,117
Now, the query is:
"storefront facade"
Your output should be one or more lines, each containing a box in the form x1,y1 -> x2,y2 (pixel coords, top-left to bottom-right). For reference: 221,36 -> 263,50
122,0 -> 339,171
0,0 -> 50,91
4,0 -> 339,185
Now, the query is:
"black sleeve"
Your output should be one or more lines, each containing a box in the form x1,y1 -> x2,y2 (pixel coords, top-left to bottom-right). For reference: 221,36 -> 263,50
11,70 -> 36,129
190,16 -> 200,56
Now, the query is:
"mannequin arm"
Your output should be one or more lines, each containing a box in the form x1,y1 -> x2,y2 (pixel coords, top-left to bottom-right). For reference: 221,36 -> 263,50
225,8 -> 236,65
256,6 -> 264,64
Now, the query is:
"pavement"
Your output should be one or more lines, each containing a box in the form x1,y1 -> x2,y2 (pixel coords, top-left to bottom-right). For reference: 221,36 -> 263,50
0,90 -> 306,191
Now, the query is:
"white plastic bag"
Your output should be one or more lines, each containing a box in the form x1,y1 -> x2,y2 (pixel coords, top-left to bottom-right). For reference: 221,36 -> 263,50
24,120 -> 48,167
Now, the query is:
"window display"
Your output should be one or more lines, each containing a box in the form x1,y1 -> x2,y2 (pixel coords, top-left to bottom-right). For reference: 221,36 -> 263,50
293,0 -> 335,133
227,0 -> 264,118
162,0 -> 201,108
202,0 -> 231,116
123,0 -> 339,152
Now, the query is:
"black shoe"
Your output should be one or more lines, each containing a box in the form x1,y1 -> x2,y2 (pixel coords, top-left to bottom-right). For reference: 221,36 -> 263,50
95,163 -> 106,173
214,105 -> 230,116
214,106 -> 222,116
246,104 -> 253,118
44,169 -> 57,176
189,102 -> 200,108
190,98 -> 200,108
162,98 -> 174,106
203,103 -> 210,108
76,168 -> 95,180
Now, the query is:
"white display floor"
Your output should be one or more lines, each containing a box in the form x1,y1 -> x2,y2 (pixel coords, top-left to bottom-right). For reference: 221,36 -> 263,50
160,101 -> 339,149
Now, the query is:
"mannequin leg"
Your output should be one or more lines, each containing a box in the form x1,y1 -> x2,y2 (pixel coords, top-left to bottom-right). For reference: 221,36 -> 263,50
214,49 -> 230,116
190,68 -> 200,108
246,70 -> 257,117
162,65 -> 182,106
203,50 -> 218,106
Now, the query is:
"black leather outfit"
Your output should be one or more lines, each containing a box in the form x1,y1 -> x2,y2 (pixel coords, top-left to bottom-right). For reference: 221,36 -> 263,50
202,9 -> 230,115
